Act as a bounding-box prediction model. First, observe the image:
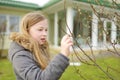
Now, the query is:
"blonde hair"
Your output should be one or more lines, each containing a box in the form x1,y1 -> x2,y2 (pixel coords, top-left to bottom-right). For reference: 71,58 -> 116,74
10,11 -> 50,69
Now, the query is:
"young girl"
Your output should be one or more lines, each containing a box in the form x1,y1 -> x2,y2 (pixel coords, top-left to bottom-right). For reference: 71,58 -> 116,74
8,11 -> 73,80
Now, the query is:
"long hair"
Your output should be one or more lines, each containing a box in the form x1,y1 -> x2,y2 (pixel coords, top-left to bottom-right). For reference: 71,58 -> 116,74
10,11 -> 50,69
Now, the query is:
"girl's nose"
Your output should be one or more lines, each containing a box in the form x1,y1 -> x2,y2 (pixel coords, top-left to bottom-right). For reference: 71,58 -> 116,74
43,30 -> 47,36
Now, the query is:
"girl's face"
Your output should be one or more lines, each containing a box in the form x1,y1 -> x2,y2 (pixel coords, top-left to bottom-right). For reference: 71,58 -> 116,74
29,19 -> 48,45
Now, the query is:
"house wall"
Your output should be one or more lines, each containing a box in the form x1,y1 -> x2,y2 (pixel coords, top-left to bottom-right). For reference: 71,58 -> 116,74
43,0 -> 120,50
0,0 -> 120,55
0,6 -> 36,55
48,14 -> 54,45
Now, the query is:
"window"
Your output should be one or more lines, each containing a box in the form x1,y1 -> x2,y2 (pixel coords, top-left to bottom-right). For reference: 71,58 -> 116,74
9,16 -> 19,32
0,15 -> 7,34
73,10 -> 92,45
106,22 -> 111,43
98,21 -> 104,43
0,14 -> 20,35
58,10 -> 66,45
98,20 -> 112,45
117,25 -> 120,43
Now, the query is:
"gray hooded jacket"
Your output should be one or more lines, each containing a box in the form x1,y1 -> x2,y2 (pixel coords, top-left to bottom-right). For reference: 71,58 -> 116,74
8,42 -> 69,80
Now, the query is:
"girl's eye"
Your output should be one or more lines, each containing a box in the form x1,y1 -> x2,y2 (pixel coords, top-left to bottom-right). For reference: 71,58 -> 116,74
45,29 -> 47,31
38,29 -> 43,31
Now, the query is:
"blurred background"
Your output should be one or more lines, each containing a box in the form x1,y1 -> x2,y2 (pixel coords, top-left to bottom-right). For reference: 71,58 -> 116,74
0,0 -> 120,80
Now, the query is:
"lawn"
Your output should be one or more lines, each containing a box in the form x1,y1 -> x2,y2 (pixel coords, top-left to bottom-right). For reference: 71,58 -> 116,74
60,56 -> 120,80
0,56 -> 120,80
0,59 -> 15,80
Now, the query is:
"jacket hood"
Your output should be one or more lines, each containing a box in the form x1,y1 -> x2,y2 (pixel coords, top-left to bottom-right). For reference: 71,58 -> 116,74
8,41 -> 25,62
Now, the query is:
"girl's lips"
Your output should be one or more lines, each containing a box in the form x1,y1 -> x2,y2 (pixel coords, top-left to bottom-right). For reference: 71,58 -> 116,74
41,38 -> 46,42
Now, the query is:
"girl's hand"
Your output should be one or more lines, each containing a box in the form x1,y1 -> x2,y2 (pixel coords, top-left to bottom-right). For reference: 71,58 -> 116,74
60,34 -> 73,57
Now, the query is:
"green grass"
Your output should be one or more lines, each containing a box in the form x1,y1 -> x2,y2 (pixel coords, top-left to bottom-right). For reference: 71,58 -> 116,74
0,59 -> 15,80
0,56 -> 120,80
60,56 -> 120,80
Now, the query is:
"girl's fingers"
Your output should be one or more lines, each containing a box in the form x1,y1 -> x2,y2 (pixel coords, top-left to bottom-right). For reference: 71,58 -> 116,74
66,38 -> 72,43
61,34 -> 71,41
60,34 -> 73,57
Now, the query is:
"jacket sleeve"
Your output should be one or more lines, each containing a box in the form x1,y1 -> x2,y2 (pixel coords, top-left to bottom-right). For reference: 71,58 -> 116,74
12,50 -> 69,80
